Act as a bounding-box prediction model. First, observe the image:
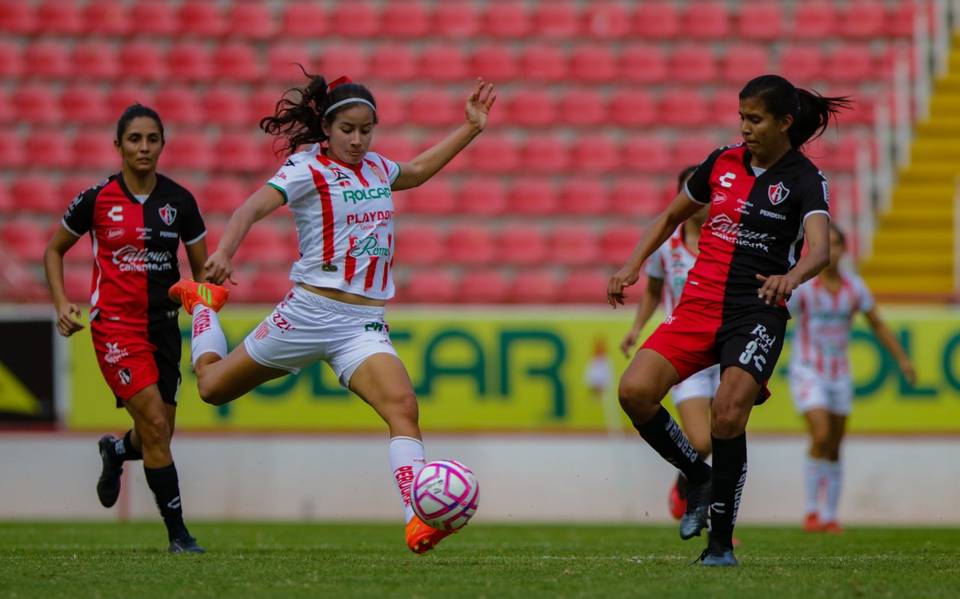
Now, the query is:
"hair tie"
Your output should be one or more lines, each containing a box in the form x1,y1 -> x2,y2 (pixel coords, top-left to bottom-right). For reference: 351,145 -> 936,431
327,76 -> 352,92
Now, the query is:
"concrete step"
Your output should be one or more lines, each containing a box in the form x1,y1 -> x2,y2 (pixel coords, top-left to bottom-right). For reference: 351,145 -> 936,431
877,212 -> 954,228
872,231 -> 952,254
861,259 -> 953,276
898,165 -> 959,184
890,184 -> 955,204
915,119 -> 960,137
862,274 -> 953,295
912,140 -> 960,161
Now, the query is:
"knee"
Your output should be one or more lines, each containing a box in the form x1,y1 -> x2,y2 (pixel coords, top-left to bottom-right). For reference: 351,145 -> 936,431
383,391 -> 419,425
711,406 -> 747,439
810,431 -> 831,455
197,375 -> 227,406
691,435 -> 712,458
618,376 -> 660,417
138,415 -> 171,448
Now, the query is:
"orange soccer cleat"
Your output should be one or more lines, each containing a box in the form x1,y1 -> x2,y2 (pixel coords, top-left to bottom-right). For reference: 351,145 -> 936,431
405,515 -> 454,554
168,280 -> 230,314
821,521 -> 844,535
803,512 -> 822,532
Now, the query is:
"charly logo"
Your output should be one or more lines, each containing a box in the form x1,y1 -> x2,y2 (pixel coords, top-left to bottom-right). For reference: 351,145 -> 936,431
111,245 -> 174,272
158,203 -> 177,226
768,181 -> 790,205
108,205 -> 123,222
718,172 -> 737,189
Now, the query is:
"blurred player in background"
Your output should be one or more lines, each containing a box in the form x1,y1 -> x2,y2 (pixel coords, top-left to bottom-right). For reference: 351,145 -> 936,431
167,73 -> 496,554
43,105 -> 209,553
619,166 -> 718,521
609,75 -> 850,566
788,224 -> 916,533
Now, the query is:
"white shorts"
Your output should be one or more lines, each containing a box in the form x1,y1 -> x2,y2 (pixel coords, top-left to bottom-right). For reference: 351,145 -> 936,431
672,364 -> 720,405
789,364 -> 853,416
243,285 -> 398,388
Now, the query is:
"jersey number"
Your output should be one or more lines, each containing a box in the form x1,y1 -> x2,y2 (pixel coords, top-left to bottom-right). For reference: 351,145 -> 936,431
738,341 -> 767,372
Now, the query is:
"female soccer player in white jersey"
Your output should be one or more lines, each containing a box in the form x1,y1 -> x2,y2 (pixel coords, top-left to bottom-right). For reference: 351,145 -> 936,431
168,73 -> 496,554
787,224 -> 915,533
619,166 -> 718,520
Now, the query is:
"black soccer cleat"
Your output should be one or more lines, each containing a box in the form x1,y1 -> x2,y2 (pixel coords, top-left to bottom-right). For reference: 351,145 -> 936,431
96,435 -> 123,508
169,533 -> 206,554
679,477 -> 710,540
696,545 -> 739,567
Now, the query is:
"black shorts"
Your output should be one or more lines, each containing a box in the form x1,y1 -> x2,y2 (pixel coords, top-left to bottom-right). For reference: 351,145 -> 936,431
716,307 -> 787,404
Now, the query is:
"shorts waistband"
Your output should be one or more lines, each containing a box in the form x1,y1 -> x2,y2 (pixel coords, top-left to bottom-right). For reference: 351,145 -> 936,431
292,285 -> 386,318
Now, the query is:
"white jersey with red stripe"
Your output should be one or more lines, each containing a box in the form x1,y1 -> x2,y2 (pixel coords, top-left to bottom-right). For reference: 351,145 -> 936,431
645,229 -> 698,316
788,272 -> 875,380
267,144 -> 400,300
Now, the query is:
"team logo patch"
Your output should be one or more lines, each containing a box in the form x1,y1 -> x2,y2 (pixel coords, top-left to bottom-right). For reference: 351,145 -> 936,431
329,167 -> 351,184
254,322 -> 269,340
158,203 -> 177,226
118,368 -> 132,386
768,182 -> 790,205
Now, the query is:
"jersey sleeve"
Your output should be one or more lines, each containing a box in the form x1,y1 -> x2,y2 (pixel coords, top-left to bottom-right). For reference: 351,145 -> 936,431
645,243 -> 667,279
797,169 -> 831,222
370,152 -> 401,185
267,155 -> 316,205
180,192 -> 207,245
61,188 -> 97,237
852,274 -> 876,313
684,146 -> 727,205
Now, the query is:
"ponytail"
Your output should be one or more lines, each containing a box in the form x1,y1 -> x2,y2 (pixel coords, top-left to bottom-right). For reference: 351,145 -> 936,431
739,74 -> 852,149
259,66 -> 378,156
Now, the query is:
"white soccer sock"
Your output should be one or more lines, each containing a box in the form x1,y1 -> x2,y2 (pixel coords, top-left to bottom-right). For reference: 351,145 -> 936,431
389,436 -> 426,524
190,305 -> 227,367
822,460 -> 843,523
804,457 -> 823,515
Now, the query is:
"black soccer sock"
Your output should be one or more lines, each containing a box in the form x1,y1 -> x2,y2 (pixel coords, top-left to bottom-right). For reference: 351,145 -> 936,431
708,433 -> 748,551
144,463 -> 187,541
118,429 -> 143,462
633,407 -> 711,485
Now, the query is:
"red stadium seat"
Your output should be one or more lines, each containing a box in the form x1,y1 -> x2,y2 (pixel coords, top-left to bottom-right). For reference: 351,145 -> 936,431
202,86 -> 250,127
826,44 -> 877,82
319,44 -> 369,81
481,1 -> 530,37
0,129 -> 22,168
198,176 -> 250,215
433,0 -> 479,37
63,268 -> 93,303
0,1 -> 34,34
709,89 -> 743,129
506,89 -> 557,127
459,270 -> 510,304
791,2 -> 838,39
531,1 -> 581,38
1,219 -> 49,261
234,224 -> 287,266
214,132 -> 263,173
407,88 -> 459,126
35,0 -> 83,34
163,131 -> 213,170
213,43 -> 263,83
401,178 -> 457,215
459,177 -> 507,216
550,225 -> 598,266
154,87 -> 204,126
609,178 -> 661,218
71,41 -> 118,81
558,270 -> 609,304
129,1 -> 178,36
118,42 -> 166,82
82,0 -> 130,36
721,45 -> 771,84
107,85 -> 154,120
509,177 -> 558,216
395,224 -> 445,266
622,137 -> 672,173
225,1 -> 275,40
659,89 -> 709,127
569,135 -> 620,174
447,225 -> 496,266
0,180 -> 11,214
600,225 -> 642,265
381,0 -> 431,38
734,2 -> 784,41
265,43 -> 314,84
569,46 -> 618,83
584,2 -> 631,38
675,136 -> 720,168
559,177 -> 610,216
887,2 -> 919,37
608,89 -> 657,127
331,1 -> 379,37
558,90 -> 607,126
72,130 -> 117,170
371,92 -> 408,129
620,45 -> 668,84
419,43 -> 468,82
280,3 -> 328,38
467,132 -> 519,173
23,40 -> 70,79
166,42 -> 213,82
470,45 -> 519,82
11,176 -> 61,215
521,46 -> 568,82
0,41 -> 19,79
779,45 -> 825,82
499,225 -> 547,266
399,269 -> 457,303
0,90 -> 11,125
840,0 -> 886,38
13,85 -> 61,125
682,1 -> 730,39
59,176 -> 98,206
371,132 -> 415,162
176,1 -> 224,37
633,2 -> 679,39
243,270 -> 294,304
61,84 -> 111,125
519,134 -> 570,174
669,45 -> 718,84
508,268 -> 559,303
370,44 -> 417,82
250,87 -> 282,124
418,134 -> 468,172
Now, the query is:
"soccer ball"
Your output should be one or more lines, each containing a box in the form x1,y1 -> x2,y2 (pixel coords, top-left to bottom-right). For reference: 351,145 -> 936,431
411,460 -> 479,531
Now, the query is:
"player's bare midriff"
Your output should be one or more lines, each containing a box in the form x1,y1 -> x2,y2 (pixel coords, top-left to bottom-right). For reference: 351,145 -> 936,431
298,282 -> 387,307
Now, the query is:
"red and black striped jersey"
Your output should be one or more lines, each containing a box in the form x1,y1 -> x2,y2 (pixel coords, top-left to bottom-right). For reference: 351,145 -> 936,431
682,144 -> 829,308
61,173 -> 206,324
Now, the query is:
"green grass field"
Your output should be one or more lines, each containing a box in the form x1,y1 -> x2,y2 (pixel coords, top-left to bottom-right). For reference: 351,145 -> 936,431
1,522 -> 957,599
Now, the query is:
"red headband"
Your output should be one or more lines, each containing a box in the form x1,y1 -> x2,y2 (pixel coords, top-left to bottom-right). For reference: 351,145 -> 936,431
327,76 -> 352,92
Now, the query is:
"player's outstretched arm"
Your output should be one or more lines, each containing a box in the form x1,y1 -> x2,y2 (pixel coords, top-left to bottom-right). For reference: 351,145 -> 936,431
204,185 -> 285,285
43,226 -> 85,337
620,277 -> 664,357
392,79 -> 496,191
864,307 -> 917,385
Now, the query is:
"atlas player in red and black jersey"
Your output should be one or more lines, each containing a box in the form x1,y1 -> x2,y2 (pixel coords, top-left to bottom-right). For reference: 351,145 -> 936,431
608,75 -> 849,566
43,105 -> 209,553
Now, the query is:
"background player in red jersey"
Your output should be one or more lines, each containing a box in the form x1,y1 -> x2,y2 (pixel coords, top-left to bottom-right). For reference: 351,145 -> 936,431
43,105 -> 209,553
788,224 -> 915,534
619,166 -> 718,521
168,73 -> 495,554
608,75 -> 849,566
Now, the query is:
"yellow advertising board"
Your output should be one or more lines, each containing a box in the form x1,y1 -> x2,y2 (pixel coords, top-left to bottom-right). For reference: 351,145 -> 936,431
67,307 -> 960,433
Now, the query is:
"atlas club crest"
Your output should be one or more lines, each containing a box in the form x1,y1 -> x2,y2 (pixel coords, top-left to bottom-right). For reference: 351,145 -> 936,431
767,182 -> 790,205
158,203 -> 177,226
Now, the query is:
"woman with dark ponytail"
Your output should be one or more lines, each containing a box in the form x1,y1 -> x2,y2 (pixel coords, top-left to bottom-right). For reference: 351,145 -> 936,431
608,74 -> 848,566
168,72 -> 496,555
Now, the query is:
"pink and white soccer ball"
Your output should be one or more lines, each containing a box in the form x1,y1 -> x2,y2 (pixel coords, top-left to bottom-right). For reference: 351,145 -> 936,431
411,460 -> 479,531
